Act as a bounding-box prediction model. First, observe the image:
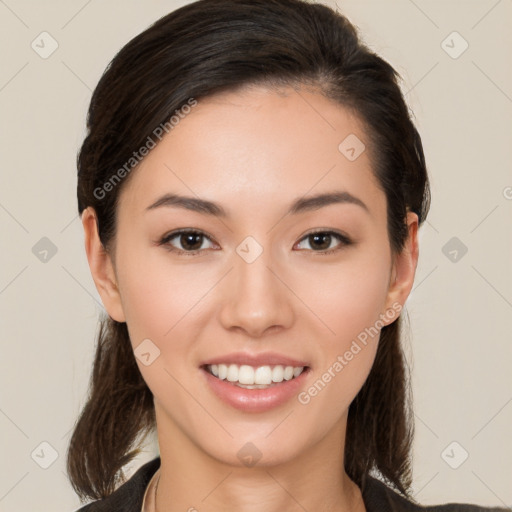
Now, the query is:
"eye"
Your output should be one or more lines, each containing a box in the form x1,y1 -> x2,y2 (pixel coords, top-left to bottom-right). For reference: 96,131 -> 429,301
158,228 -> 352,256
295,230 -> 352,255
158,229 -> 217,255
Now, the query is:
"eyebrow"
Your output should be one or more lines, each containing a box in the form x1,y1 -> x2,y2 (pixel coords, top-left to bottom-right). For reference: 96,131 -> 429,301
145,190 -> 369,217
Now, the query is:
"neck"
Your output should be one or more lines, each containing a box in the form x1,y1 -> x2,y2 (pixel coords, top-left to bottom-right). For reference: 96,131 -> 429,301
152,408 -> 364,512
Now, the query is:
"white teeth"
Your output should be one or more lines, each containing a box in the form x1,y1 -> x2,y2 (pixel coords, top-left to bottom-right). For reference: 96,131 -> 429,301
226,364 -> 239,382
283,366 -> 294,380
271,366 -> 284,383
218,364 -> 227,380
254,365 -> 272,384
206,363 -> 305,385
238,365 -> 254,384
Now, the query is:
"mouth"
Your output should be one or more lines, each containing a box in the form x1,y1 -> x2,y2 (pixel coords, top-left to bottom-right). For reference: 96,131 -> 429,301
199,352 -> 312,412
202,363 -> 309,389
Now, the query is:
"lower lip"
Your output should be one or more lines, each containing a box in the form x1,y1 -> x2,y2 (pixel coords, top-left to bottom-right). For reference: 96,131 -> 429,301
201,367 -> 310,413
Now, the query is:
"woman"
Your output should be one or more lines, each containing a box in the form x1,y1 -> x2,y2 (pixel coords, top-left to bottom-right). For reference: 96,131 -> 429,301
67,1 -> 507,511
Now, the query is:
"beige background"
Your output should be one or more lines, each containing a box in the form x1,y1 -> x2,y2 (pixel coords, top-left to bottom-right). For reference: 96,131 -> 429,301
0,1 -> 511,511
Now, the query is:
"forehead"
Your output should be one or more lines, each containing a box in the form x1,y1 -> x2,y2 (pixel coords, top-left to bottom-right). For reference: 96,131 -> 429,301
117,85 -> 385,219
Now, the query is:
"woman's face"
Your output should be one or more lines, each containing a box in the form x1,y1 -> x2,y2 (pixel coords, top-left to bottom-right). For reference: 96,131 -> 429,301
85,84 -> 417,469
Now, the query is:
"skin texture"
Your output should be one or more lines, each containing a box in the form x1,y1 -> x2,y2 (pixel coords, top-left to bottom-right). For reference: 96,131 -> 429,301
82,85 -> 419,512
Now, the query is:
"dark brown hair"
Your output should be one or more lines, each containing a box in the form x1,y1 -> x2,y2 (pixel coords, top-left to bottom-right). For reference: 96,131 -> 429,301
68,0 -> 430,503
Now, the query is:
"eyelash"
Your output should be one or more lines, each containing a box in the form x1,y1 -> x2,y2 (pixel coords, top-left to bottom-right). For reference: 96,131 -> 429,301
157,228 -> 353,256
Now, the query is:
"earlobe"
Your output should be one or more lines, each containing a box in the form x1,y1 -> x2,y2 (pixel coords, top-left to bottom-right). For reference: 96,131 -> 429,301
383,211 -> 419,322
81,207 -> 126,322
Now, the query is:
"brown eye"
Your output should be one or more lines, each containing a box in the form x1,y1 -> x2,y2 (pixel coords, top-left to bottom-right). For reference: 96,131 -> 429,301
309,232 -> 333,251
159,229 -> 216,254
177,232 -> 204,251
295,230 -> 352,254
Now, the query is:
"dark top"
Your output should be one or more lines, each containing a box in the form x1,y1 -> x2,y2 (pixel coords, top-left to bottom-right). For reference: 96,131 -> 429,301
74,457 -> 509,512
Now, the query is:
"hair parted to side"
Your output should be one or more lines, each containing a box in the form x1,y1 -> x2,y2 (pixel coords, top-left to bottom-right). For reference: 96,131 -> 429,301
68,0 -> 430,503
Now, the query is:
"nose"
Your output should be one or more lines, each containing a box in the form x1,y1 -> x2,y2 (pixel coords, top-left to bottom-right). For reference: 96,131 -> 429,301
218,245 -> 295,338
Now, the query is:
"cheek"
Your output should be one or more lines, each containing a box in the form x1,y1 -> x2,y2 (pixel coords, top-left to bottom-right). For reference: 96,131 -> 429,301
294,245 -> 392,344
115,251 -> 210,407
115,242 -> 212,346
293,269 -> 390,429
291,246 -> 391,404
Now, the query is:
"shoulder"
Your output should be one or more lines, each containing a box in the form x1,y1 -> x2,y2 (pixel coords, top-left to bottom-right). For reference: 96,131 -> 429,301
362,475 -> 509,512
72,457 -> 161,512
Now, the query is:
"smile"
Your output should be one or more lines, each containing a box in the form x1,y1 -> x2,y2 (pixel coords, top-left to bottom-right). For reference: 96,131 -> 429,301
201,363 -> 311,412
206,363 -> 306,388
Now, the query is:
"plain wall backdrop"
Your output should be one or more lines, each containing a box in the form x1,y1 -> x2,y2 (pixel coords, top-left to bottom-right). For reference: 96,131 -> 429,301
0,1 -> 511,511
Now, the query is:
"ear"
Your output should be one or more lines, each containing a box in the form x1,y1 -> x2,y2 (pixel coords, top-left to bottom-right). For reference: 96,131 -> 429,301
382,211 -> 419,321
81,207 -> 126,322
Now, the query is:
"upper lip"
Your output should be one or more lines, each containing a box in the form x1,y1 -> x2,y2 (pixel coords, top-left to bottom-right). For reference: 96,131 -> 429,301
201,352 -> 310,368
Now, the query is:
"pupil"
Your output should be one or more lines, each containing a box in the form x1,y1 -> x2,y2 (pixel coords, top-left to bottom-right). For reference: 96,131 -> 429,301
182,233 -> 202,250
311,233 -> 330,250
